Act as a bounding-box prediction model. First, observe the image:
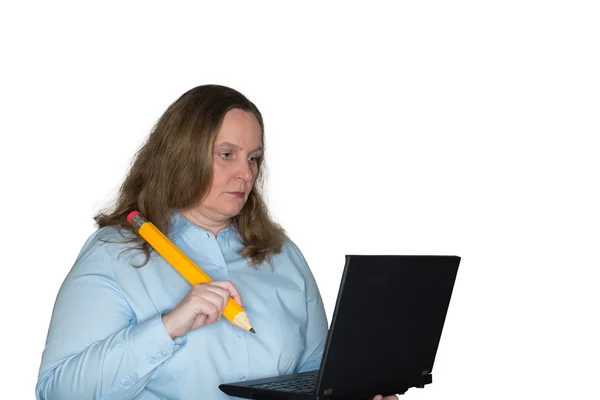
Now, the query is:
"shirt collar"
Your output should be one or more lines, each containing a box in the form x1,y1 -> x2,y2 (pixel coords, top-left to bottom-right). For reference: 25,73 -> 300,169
168,210 -> 235,241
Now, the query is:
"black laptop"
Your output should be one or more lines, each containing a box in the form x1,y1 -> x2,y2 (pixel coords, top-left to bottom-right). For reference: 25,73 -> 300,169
219,255 -> 460,399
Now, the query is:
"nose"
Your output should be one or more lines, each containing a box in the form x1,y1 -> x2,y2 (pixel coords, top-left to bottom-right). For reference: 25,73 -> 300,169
236,158 -> 254,183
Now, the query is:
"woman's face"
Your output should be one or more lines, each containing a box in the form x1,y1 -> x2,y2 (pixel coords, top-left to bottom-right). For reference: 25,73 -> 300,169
197,108 -> 263,221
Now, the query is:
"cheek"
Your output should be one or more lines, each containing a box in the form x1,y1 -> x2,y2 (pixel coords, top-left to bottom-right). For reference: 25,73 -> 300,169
209,167 -> 230,190
252,165 -> 260,181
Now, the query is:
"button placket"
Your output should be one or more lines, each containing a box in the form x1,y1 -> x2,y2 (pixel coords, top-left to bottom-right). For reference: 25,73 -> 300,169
212,236 -> 228,273
233,328 -> 249,383
199,230 -> 227,278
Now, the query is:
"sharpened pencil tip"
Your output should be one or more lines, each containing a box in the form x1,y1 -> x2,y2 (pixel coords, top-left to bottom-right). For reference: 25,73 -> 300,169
250,328 -> 256,334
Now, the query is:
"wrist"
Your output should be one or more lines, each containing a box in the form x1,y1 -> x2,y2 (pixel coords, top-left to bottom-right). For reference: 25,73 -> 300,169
161,311 -> 181,339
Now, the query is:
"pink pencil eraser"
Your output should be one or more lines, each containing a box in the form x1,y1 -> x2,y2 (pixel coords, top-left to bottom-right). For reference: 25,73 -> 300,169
127,211 -> 140,224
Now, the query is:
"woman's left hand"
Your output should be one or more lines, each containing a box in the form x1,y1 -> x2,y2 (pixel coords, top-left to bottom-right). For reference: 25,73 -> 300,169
371,395 -> 398,400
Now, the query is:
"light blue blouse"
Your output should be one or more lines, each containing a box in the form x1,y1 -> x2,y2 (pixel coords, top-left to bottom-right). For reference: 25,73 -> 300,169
36,211 -> 328,399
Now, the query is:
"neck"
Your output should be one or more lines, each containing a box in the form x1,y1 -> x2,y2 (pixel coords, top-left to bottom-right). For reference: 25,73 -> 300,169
180,209 -> 231,237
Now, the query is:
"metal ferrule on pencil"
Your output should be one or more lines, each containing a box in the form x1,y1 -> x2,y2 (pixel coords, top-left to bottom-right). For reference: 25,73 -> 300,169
129,213 -> 147,232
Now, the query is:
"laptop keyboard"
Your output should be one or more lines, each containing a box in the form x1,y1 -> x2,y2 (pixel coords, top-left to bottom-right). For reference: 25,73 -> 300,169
249,372 -> 317,393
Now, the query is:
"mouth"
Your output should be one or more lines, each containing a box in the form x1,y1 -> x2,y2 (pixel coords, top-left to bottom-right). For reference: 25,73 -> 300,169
229,191 -> 245,198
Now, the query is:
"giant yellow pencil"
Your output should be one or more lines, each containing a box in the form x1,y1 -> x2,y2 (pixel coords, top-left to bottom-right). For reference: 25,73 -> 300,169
127,211 -> 255,334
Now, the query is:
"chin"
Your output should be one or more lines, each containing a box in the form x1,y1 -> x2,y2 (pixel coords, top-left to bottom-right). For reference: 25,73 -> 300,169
221,207 -> 244,219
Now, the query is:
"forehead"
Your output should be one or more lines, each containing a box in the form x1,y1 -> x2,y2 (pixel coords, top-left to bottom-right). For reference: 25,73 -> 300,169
215,109 -> 262,147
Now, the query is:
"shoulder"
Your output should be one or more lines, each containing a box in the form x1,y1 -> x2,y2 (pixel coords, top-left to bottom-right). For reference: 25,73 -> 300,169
278,235 -> 306,262
75,225 -> 131,255
273,235 -> 313,276
70,225 -> 142,276
276,235 -> 322,299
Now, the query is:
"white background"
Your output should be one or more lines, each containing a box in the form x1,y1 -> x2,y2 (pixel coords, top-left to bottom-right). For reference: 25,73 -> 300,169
1,1 -> 599,399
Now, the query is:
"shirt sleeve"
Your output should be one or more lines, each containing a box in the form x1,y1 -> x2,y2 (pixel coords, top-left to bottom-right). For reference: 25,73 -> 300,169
287,240 -> 329,373
36,231 -> 187,400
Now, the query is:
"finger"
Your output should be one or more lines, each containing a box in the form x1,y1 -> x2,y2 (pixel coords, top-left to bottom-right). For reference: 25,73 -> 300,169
205,309 -> 220,324
211,280 -> 244,307
209,280 -> 242,306
195,298 -> 219,319
202,284 -> 231,309
189,286 -> 226,310
196,299 -> 221,326
191,313 -> 209,331
197,287 -> 227,311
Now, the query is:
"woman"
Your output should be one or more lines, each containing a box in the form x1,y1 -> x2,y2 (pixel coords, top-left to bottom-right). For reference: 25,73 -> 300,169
36,84 -> 397,400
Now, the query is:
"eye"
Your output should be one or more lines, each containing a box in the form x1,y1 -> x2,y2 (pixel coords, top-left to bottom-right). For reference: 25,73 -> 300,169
249,153 -> 263,163
220,152 -> 232,160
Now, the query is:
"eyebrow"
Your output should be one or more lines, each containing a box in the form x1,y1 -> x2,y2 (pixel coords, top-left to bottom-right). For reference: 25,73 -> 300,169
214,141 -> 263,153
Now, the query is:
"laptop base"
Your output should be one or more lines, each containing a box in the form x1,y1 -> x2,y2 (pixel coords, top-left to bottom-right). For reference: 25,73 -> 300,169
219,372 -> 432,399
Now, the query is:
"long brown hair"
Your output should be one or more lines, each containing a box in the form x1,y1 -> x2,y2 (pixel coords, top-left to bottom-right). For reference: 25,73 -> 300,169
94,84 -> 286,267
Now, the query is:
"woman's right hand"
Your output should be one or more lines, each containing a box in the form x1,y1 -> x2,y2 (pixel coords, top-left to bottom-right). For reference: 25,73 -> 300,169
161,280 -> 243,339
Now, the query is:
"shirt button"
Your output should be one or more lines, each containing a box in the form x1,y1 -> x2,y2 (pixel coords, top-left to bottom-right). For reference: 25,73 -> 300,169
235,335 -> 241,341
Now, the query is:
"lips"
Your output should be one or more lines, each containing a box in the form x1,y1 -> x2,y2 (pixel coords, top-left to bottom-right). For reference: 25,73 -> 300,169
229,192 -> 245,198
